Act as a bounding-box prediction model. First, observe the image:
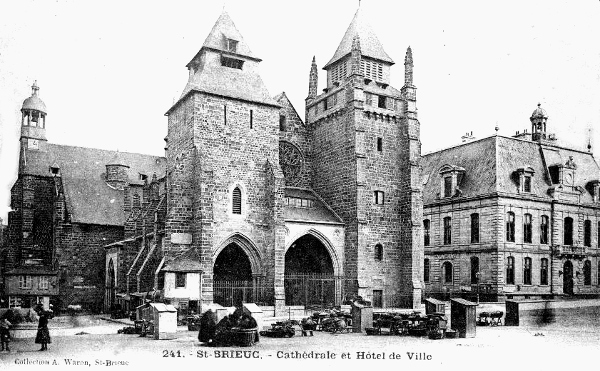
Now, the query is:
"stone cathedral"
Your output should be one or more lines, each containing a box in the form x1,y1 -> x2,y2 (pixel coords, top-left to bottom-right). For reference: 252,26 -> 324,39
3,7 -> 423,315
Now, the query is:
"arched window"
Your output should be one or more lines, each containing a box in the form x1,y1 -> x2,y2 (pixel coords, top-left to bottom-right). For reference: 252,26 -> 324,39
424,258 -> 430,283
523,257 -> 532,285
584,220 -> 592,247
470,257 -> 479,284
423,219 -> 430,246
506,256 -> 515,285
564,217 -> 573,246
232,187 -> 242,214
540,215 -> 549,244
374,244 -> 383,261
523,214 -> 532,243
506,212 -> 515,242
540,258 -> 548,285
470,213 -> 480,244
583,260 -> 591,286
443,261 -> 453,284
443,217 -> 452,245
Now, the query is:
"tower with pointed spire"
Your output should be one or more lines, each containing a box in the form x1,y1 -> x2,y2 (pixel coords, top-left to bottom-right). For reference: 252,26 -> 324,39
164,9 -> 286,310
306,7 -> 423,308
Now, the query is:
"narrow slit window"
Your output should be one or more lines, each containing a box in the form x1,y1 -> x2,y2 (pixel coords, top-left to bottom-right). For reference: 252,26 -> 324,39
224,105 -> 227,125
377,137 -> 383,152
250,109 -> 253,129
232,187 -> 242,214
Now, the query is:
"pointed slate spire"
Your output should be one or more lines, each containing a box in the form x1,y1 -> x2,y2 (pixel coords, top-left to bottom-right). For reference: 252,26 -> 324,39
324,8 -> 393,70
307,56 -> 318,100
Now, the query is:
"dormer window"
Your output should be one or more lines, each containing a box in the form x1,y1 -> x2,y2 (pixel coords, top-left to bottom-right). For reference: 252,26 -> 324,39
139,173 -> 148,181
50,165 -> 60,176
443,176 -> 452,198
516,166 -> 535,193
439,164 -> 465,198
225,38 -> 238,53
587,180 -> 600,202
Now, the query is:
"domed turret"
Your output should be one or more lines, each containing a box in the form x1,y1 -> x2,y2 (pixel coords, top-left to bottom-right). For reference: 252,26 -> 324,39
22,81 -> 47,114
20,81 -> 47,146
530,103 -> 548,142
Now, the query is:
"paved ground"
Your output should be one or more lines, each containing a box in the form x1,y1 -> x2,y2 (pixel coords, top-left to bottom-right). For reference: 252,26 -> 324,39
1,307 -> 598,371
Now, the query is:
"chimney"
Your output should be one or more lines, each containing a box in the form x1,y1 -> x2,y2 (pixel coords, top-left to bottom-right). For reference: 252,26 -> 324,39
461,131 -> 476,143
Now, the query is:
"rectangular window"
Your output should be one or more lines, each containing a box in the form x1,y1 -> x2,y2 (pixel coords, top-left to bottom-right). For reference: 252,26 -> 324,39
523,257 -> 532,285
38,276 -> 49,290
225,38 -> 238,53
365,93 -> 373,106
584,220 -> 591,247
424,259 -> 430,283
523,176 -> 532,192
372,290 -> 383,308
175,273 -> 186,288
374,191 -> 384,205
377,137 -> 383,152
249,109 -> 253,129
444,176 -> 452,198
279,115 -> 286,131
221,56 -> 244,69
540,215 -> 549,244
423,219 -> 430,247
19,275 -> 32,289
323,98 -> 328,111
564,217 -> 573,246
378,95 -> 387,109
506,212 -> 515,242
524,213 -> 532,243
506,257 -> 515,285
443,216 -> 452,245
540,258 -> 548,285
471,213 -> 480,244
9,297 -> 22,308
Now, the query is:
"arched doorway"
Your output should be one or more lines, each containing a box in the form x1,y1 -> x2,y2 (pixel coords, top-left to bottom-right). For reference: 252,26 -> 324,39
284,234 -> 337,307
563,260 -> 574,295
213,243 -> 254,307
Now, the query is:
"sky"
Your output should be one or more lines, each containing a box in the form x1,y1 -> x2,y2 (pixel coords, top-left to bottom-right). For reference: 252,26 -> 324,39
1,0 -> 599,222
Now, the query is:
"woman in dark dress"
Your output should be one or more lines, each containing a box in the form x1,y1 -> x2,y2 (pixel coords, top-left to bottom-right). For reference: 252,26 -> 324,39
197,309 -> 217,344
35,311 -> 51,351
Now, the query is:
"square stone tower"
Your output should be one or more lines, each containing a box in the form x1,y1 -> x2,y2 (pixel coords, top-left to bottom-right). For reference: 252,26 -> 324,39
306,9 -> 423,308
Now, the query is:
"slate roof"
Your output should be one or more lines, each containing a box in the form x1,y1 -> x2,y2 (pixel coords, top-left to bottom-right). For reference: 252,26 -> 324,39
421,135 -> 600,205
22,143 -> 166,226
162,249 -> 203,272
324,8 -> 394,69
168,11 -> 278,113
284,188 -> 344,224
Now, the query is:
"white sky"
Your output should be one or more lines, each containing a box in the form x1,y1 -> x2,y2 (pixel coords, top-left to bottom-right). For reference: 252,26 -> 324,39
1,0 -> 599,222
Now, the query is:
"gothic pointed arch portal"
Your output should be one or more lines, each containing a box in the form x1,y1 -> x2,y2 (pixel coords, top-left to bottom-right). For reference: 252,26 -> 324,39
284,233 -> 340,307
212,233 -> 265,307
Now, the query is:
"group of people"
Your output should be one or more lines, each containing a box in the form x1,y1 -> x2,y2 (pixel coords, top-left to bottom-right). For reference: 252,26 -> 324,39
0,304 -> 53,352
197,307 -> 259,346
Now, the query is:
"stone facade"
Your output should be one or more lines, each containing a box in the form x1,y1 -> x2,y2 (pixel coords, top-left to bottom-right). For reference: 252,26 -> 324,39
422,112 -> 600,301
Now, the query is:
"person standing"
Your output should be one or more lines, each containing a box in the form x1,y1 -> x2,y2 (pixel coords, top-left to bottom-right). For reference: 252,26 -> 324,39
35,311 -> 51,351
0,317 -> 11,351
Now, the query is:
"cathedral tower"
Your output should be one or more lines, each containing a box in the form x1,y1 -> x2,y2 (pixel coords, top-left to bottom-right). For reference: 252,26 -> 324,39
307,8 -> 422,308
164,10 -> 285,309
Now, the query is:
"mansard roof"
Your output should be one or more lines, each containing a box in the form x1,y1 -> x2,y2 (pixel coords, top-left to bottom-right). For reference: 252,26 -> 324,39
421,135 -> 600,205
21,143 -> 166,226
323,8 -> 394,70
